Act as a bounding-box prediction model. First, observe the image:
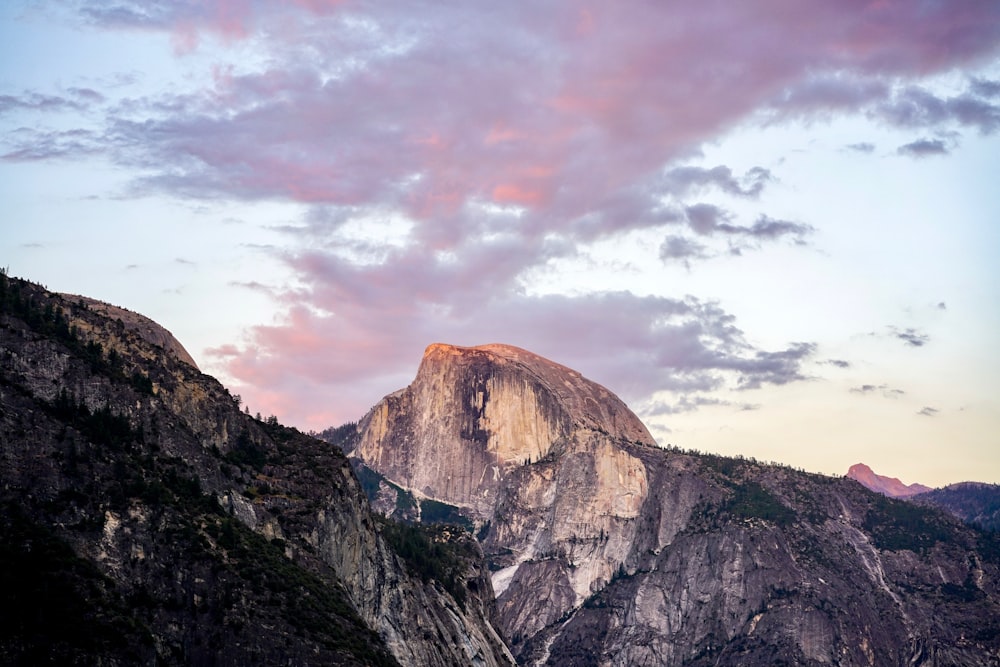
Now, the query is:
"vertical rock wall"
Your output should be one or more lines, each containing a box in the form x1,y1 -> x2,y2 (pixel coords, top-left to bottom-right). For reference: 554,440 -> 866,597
354,343 -> 662,643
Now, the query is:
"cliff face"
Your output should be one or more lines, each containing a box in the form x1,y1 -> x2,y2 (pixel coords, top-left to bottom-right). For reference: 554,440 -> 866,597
0,275 -> 512,667
355,343 -> 657,631
357,343 -> 653,520
353,343 -> 1000,666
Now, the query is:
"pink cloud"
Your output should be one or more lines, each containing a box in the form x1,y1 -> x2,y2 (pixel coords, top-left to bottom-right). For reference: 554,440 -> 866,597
219,289 -> 818,430
84,0 -> 348,52
47,0 -> 1000,428
95,1 -> 1000,227
492,183 -> 545,206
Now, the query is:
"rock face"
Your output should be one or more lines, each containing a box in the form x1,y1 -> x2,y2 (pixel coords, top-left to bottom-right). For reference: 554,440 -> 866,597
0,275 -> 513,667
353,343 -> 1000,666
847,462 -> 933,498
355,343 -> 657,631
357,343 -> 653,515
63,293 -> 200,369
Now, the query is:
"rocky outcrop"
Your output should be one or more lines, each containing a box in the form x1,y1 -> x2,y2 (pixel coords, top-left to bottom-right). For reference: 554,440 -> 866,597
0,275 -> 513,666
63,293 -> 200,368
847,462 -> 933,498
353,343 -> 1000,665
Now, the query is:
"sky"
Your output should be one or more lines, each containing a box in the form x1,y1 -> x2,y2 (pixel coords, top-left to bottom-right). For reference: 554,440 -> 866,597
2,1 -> 999,487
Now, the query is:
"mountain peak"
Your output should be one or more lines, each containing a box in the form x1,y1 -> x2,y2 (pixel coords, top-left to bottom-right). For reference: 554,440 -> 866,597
358,343 -> 655,517
416,342 -> 654,445
424,342 -> 530,357
422,342 -> 582,376
847,462 -> 875,477
847,462 -> 933,498
355,342 -> 658,637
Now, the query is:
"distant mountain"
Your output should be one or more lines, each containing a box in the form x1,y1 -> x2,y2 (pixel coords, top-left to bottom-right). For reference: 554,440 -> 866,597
0,273 -> 513,666
914,483 -> 1000,533
847,462 -> 933,498
349,343 -> 1000,665
845,464 -> 1000,532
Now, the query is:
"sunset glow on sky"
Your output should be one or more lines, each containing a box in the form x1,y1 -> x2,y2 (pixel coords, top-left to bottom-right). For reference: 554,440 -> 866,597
3,1 -> 999,486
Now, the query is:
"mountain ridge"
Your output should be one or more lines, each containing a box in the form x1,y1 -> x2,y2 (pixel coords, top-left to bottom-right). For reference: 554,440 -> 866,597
0,273 -> 513,666
5,272 -> 999,666
845,464 -> 1000,532
913,482 -> 1000,533
351,341 -> 1000,665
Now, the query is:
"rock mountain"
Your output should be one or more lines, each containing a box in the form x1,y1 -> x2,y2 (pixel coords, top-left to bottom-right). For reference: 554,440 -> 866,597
0,274 -> 513,666
350,342 -> 1000,665
4,272 -> 999,666
847,462 -> 933,498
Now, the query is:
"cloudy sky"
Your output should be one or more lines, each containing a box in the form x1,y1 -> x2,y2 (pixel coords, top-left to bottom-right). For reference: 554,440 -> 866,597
3,1 -> 999,486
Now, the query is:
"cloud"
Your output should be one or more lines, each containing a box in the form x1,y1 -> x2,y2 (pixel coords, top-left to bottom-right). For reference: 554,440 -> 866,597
79,0 -> 255,49
33,0 -> 998,207
19,0 -> 999,428
212,280 -> 817,426
684,204 -> 731,236
917,406 -> 940,417
68,87 -> 106,104
824,359 -> 851,368
1,128 -> 101,161
659,235 -> 708,266
850,384 -> 905,398
741,216 -> 813,242
660,165 -> 773,199
889,326 -> 930,347
664,207 -> 812,262
680,205 -> 812,242
639,395 -> 760,418
686,206 -> 811,241
876,84 -> 1000,134
970,78 -> 1000,99
0,92 -> 86,114
229,279 -> 279,296
78,0 -> 346,43
731,342 -> 816,390
0,86 -> 107,120
769,74 -> 890,118
897,138 -> 949,158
